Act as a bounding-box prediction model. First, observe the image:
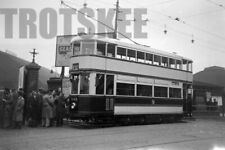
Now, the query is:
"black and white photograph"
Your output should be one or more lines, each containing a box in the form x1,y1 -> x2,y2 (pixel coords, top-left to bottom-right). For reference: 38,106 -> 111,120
0,0 -> 225,149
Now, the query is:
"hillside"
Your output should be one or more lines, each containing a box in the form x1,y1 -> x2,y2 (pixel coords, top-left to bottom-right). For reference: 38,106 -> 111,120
0,50 -> 57,89
194,66 -> 225,87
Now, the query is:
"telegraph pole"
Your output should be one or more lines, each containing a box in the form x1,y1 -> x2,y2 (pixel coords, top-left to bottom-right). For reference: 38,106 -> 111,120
113,0 -> 119,39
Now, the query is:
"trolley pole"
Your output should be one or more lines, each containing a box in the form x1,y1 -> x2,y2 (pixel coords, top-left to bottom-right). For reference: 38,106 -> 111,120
113,0 -> 119,39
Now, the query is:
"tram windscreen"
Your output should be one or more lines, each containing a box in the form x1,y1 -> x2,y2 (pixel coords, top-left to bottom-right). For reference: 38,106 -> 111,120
81,40 -> 94,55
80,73 -> 90,94
106,75 -> 114,95
71,74 -> 79,94
96,74 -> 105,94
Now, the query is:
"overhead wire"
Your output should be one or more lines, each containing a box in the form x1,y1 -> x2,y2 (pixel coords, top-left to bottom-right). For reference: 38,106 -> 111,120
62,0 -> 225,53
61,0 -> 141,45
123,0 -> 225,42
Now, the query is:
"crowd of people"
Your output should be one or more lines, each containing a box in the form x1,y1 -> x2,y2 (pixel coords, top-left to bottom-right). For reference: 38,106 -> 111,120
0,88 -> 67,129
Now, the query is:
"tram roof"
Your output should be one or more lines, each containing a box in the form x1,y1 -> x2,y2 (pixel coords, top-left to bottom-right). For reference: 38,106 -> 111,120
71,35 -> 193,62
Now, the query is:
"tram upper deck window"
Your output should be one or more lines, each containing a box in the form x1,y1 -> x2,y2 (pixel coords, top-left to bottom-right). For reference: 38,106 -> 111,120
182,59 -> 188,71
153,55 -> 161,66
117,47 -> 126,59
187,61 -> 192,72
107,44 -> 115,57
137,84 -> 152,97
71,74 -> 79,94
106,75 -> 114,95
146,53 -> 153,64
80,73 -> 90,94
117,83 -> 134,96
81,40 -> 95,55
97,41 -> 106,56
154,86 -> 168,98
127,49 -> 136,61
73,42 -> 80,56
169,58 -> 176,69
96,73 -> 104,94
176,60 -> 182,70
169,88 -> 181,98
161,57 -> 168,67
137,51 -> 145,63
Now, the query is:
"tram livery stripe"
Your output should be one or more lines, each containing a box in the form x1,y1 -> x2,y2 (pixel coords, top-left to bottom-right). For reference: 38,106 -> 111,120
114,106 -> 183,115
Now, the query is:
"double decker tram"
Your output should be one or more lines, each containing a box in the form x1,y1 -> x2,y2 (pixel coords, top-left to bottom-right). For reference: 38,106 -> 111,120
68,35 -> 193,125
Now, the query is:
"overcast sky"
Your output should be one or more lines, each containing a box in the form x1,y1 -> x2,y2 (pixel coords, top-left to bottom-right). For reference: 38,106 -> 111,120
1,0 -> 225,74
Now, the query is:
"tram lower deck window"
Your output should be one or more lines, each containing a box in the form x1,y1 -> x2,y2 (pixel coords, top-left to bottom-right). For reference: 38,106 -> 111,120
137,84 -> 152,97
117,83 -> 134,96
169,88 -> 181,98
154,86 -> 168,97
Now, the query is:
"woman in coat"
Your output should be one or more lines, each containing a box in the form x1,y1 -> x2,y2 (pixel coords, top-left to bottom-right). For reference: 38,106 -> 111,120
42,91 -> 52,127
13,91 -> 24,129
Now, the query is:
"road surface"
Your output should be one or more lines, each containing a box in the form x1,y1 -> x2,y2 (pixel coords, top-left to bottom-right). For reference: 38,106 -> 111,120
0,118 -> 225,150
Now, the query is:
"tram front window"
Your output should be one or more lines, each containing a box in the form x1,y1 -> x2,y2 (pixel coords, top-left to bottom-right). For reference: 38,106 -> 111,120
80,73 -> 90,94
71,74 -> 79,94
106,75 -> 114,95
81,40 -> 94,55
73,42 -> 80,56
96,74 -> 104,94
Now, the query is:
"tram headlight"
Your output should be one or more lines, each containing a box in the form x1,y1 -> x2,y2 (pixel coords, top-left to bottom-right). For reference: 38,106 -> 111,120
71,102 -> 76,109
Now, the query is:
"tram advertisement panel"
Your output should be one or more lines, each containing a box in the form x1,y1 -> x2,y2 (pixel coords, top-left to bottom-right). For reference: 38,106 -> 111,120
55,35 -> 76,67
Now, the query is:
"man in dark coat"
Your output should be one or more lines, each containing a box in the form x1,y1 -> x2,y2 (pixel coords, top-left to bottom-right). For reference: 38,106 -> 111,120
28,91 -> 42,127
55,92 -> 65,126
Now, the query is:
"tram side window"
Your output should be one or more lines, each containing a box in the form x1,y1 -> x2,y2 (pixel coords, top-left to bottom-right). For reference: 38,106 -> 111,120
137,51 -> 145,63
169,88 -> 181,98
153,55 -> 161,66
106,75 -> 114,95
73,42 -> 80,56
80,73 -> 90,94
146,53 -> 153,64
116,47 -> 126,59
81,41 -> 94,55
97,42 -> 106,56
71,74 -> 79,94
127,49 -> 136,61
176,60 -> 182,70
107,44 -> 115,57
96,74 -> 104,94
182,59 -> 188,71
154,86 -> 168,97
117,83 -> 134,96
137,84 -> 152,97
161,57 -> 168,67
169,58 -> 176,69
188,61 -> 192,72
